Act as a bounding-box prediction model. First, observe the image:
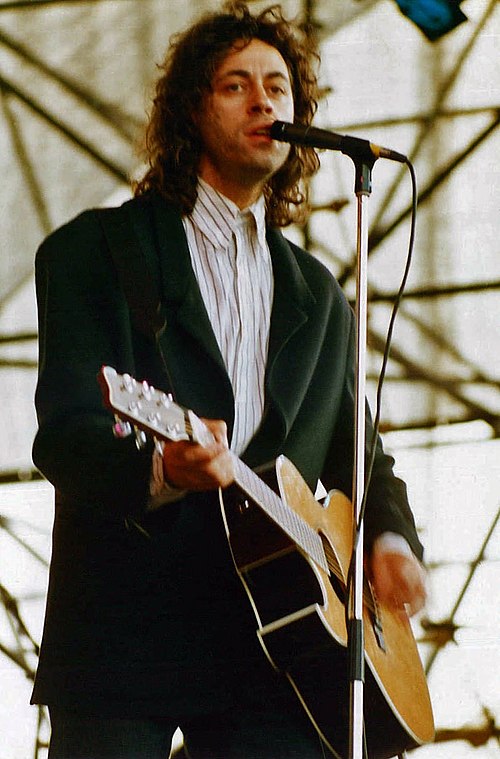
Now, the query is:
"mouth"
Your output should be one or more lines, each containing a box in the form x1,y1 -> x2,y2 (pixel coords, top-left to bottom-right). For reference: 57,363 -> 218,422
247,125 -> 273,139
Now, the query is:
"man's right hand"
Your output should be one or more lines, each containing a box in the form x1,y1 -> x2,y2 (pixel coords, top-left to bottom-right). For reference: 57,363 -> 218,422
161,418 -> 235,491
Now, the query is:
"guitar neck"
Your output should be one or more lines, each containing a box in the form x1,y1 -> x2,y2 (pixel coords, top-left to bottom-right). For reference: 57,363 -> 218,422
98,365 -> 327,573
231,456 -> 328,573
181,402 -> 327,571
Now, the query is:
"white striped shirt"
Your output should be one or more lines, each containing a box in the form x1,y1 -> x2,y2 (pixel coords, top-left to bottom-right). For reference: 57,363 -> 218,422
182,179 -> 273,455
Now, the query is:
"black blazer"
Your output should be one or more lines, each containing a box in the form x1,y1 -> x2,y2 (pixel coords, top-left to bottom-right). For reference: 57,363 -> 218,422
31,193 -> 423,716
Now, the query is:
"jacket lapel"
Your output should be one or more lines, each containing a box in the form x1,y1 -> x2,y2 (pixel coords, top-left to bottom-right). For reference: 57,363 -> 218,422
151,198 -> 224,364
243,228 -> 317,465
145,196 -> 235,427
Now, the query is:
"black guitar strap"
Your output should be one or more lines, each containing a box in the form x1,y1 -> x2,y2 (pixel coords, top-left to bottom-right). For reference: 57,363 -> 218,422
97,206 -> 166,343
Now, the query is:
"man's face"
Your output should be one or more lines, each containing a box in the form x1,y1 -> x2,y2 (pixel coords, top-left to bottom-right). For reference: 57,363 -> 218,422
196,38 -> 295,206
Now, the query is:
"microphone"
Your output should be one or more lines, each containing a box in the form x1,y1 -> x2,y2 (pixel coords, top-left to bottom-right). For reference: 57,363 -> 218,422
270,121 -> 407,164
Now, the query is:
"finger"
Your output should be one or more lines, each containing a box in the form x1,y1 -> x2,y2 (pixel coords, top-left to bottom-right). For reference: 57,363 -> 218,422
202,450 -> 235,489
369,552 -> 427,616
162,440 -> 234,490
163,438 -> 224,466
200,418 -> 229,448
405,590 -> 426,617
404,572 -> 427,616
399,572 -> 427,615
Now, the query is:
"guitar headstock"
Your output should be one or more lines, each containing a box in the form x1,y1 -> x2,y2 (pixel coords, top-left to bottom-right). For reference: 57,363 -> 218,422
98,365 -> 214,447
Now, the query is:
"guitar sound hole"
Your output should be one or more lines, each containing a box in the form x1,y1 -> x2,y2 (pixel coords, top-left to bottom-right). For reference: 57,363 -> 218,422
328,571 -> 346,606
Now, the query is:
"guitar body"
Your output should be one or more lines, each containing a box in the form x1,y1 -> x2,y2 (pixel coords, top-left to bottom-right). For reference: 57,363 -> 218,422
220,455 -> 434,759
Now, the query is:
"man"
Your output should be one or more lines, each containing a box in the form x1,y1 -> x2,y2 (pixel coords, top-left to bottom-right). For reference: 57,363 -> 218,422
32,3 -> 426,757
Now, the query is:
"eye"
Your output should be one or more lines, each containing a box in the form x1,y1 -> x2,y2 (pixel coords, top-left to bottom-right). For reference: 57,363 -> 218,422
270,85 -> 286,95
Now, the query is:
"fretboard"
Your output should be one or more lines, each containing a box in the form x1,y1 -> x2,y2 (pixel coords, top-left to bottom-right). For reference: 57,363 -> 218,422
232,455 -> 328,573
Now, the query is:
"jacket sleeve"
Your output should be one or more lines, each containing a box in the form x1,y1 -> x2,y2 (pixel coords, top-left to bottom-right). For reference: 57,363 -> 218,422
32,210 -> 154,515
322,308 -> 424,561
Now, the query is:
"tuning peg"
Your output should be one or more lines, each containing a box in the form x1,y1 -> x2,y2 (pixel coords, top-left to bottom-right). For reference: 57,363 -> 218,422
157,392 -> 173,407
113,418 -> 132,438
138,379 -> 154,401
134,428 -> 148,450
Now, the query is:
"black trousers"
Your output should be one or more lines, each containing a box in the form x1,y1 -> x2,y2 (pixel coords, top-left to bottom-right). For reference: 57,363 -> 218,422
48,685 -> 330,759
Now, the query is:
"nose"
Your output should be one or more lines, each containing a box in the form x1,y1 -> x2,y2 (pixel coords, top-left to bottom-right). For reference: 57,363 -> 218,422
249,82 -> 273,114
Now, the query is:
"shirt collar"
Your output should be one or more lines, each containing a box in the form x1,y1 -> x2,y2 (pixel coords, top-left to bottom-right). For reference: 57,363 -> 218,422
189,178 -> 267,252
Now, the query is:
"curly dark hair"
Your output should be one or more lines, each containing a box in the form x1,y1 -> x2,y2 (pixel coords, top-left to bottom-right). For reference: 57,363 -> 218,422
133,2 -> 320,226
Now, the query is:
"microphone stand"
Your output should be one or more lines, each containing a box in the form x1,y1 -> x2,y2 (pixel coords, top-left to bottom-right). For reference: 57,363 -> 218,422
346,153 -> 376,759
270,122 -> 410,758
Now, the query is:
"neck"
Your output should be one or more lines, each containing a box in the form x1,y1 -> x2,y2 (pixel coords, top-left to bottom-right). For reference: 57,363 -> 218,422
198,165 -> 266,210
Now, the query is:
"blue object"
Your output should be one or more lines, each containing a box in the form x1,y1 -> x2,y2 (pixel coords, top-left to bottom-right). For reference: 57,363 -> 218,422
394,0 -> 467,40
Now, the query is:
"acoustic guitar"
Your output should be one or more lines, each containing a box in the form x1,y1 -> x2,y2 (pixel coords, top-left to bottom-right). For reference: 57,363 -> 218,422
99,365 -> 434,759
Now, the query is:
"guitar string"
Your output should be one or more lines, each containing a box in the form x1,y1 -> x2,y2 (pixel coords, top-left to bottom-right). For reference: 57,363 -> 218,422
322,541 -> 377,616
120,383 -> 378,618
233,458 -> 328,571
181,407 -> 326,568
